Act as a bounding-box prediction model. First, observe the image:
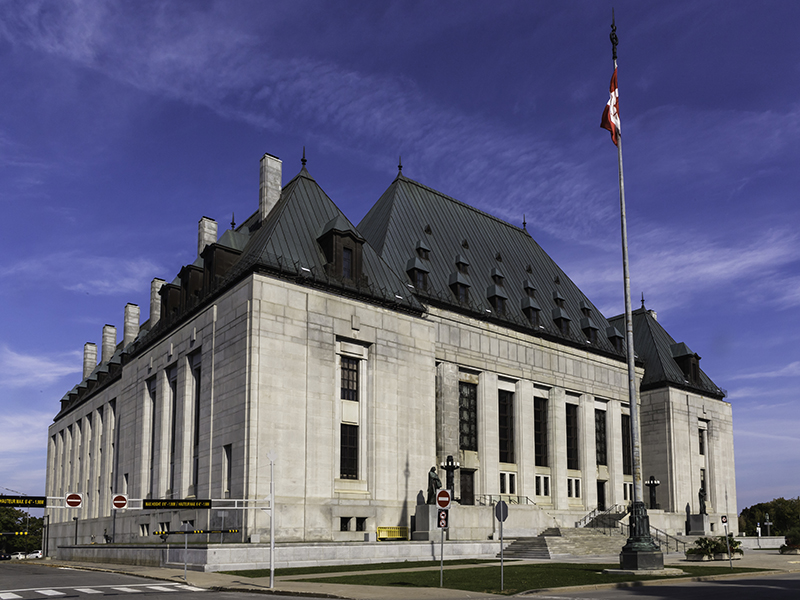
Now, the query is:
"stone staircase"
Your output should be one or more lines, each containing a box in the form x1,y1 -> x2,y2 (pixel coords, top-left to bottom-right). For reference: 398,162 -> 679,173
498,527 -> 627,560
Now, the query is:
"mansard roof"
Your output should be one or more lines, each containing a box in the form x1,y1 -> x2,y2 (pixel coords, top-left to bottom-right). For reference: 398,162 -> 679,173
358,173 -> 626,357
219,166 -> 422,312
608,308 -> 725,399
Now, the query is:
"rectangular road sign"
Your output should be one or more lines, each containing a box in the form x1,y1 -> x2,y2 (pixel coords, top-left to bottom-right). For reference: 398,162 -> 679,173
0,496 -> 47,508
143,499 -> 212,510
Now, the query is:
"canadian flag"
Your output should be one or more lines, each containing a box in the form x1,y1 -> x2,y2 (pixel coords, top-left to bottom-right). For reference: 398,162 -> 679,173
601,68 -> 620,145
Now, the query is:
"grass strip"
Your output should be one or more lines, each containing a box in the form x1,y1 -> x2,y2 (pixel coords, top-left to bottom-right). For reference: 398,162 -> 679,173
221,558 -> 497,578
296,563 -> 767,595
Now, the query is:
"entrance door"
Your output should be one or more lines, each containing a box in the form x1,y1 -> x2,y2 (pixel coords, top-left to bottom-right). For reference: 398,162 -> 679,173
460,470 -> 475,505
597,480 -> 607,511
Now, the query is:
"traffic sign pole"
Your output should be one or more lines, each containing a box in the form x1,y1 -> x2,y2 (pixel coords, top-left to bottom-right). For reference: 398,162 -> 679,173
722,515 -> 732,570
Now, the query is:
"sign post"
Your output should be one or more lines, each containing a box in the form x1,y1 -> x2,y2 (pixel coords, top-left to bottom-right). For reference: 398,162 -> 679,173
436,488 -> 452,587
721,515 -> 732,570
495,500 -> 508,591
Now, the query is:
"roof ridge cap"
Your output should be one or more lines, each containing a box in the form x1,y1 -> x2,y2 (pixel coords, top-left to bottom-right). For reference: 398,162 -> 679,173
398,175 -> 529,236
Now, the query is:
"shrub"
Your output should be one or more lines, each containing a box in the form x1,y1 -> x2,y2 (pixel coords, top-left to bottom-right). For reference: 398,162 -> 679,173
784,527 -> 800,549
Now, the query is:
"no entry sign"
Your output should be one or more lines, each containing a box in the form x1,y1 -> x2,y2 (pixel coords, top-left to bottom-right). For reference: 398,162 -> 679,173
65,492 -> 83,508
436,489 -> 451,509
112,494 -> 128,510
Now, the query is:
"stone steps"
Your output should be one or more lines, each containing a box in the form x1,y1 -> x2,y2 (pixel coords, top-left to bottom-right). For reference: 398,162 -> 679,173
498,537 -> 551,559
499,527 -> 627,560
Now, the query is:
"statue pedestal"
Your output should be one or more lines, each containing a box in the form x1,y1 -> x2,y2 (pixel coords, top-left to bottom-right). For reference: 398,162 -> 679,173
687,514 -> 709,536
412,504 -> 443,541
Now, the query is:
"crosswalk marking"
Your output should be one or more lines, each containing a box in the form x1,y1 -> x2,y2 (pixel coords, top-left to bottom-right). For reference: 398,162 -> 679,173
74,590 -> 103,595
175,585 -> 206,591
0,593 -> 23,600
35,592 -> 65,597
0,582 -> 203,597
145,587 -> 176,592
110,589 -> 141,593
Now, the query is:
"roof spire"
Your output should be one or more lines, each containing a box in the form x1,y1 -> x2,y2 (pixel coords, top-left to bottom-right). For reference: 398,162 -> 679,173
231,212 -> 235,230
523,214 -> 527,232
641,292 -> 645,309
301,146 -> 307,168
398,155 -> 403,174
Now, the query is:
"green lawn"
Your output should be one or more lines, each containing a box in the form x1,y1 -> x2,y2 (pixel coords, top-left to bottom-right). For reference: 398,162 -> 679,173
297,563 -> 766,595
221,558 -> 498,578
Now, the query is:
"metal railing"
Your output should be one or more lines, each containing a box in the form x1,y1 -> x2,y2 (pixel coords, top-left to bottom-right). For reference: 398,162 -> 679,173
576,503 -> 627,529
618,522 -> 687,553
476,494 -> 536,506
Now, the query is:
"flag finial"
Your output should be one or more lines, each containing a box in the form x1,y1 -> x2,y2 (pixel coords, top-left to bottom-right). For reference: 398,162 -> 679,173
398,156 -> 403,174
301,146 -> 307,168
610,9 -> 618,62
231,212 -> 235,230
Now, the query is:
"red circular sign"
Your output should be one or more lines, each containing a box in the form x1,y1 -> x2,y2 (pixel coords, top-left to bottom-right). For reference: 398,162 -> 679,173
66,493 -> 82,508
436,490 -> 451,509
112,494 -> 128,509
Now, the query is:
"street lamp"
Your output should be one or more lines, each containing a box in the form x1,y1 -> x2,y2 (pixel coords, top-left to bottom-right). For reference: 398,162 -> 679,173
644,476 -> 660,510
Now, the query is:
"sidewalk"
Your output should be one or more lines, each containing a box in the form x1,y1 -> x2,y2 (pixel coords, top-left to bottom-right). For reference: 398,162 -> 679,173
42,549 -> 800,599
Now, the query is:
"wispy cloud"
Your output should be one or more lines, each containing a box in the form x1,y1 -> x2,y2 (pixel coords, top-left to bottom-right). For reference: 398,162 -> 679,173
0,251 -> 160,296
0,345 -> 80,388
732,361 -> 800,381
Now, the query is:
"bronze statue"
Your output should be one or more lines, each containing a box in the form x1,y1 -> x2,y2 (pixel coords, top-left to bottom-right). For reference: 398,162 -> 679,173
698,487 -> 707,515
426,466 -> 442,504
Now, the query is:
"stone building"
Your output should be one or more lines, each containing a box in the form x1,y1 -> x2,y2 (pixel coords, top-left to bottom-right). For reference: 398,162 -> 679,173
45,152 -> 736,553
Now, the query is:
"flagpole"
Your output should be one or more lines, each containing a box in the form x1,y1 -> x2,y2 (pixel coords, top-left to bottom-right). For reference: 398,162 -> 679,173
608,13 -> 663,571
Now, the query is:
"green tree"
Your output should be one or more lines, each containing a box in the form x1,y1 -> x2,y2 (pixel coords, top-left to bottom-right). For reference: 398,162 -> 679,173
0,507 -> 43,554
739,497 -> 800,536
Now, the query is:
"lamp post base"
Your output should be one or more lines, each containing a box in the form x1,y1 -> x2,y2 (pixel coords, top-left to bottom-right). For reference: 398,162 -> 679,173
619,501 -> 663,570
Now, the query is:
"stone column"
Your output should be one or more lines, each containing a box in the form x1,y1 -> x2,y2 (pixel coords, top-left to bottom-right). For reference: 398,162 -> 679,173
607,400 -> 624,507
435,362 -> 460,469
478,372 -> 499,497
550,387 -> 567,510
516,380 -> 535,500
580,394 -> 596,511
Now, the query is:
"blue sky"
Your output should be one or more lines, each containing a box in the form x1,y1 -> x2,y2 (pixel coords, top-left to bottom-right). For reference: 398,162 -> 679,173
1,1 -> 798,511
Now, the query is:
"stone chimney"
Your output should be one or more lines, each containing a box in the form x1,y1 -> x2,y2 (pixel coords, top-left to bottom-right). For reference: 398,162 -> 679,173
647,309 -> 658,322
83,342 -> 97,380
259,153 -> 282,222
150,278 -> 165,328
124,303 -> 140,348
102,325 -> 117,364
198,217 -> 218,258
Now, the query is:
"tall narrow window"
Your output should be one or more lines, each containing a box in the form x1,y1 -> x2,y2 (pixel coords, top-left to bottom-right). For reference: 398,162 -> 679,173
341,356 -> 359,401
147,377 -> 157,498
340,424 -> 358,479
191,355 -> 201,492
595,409 -> 607,466
534,398 -> 548,467
498,390 -> 515,463
566,403 -> 579,470
621,414 -> 633,476
223,444 -> 232,498
698,428 -> 705,455
342,247 -> 353,280
459,382 -> 478,451
167,366 -> 178,495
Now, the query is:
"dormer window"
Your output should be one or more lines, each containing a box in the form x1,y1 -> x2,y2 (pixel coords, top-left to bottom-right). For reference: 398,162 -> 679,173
491,296 -> 506,314
552,308 -> 571,336
449,271 -> 470,303
671,342 -> 701,384
455,254 -> 469,275
523,280 -> 536,299
406,256 -> 430,292
553,290 -> 566,308
491,268 -> 505,286
581,317 -> 599,344
317,216 -> 366,284
607,326 -> 624,352
580,300 -> 592,318
416,239 -> 431,260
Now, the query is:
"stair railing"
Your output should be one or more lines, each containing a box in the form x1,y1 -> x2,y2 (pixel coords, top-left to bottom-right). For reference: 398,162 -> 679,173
618,522 -> 687,553
576,503 -> 627,529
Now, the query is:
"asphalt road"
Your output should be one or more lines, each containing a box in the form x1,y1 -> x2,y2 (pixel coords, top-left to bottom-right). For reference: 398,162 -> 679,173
529,572 -> 800,600
0,562 -> 306,600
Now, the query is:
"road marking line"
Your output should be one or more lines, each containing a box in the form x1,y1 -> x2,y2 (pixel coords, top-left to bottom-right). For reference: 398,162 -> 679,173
110,588 -> 142,593
175,585 -> 206,591
35,592 -> 65,597
74,589 -> 104,594
0,593 -> 23,599
146,586 -> 176,592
